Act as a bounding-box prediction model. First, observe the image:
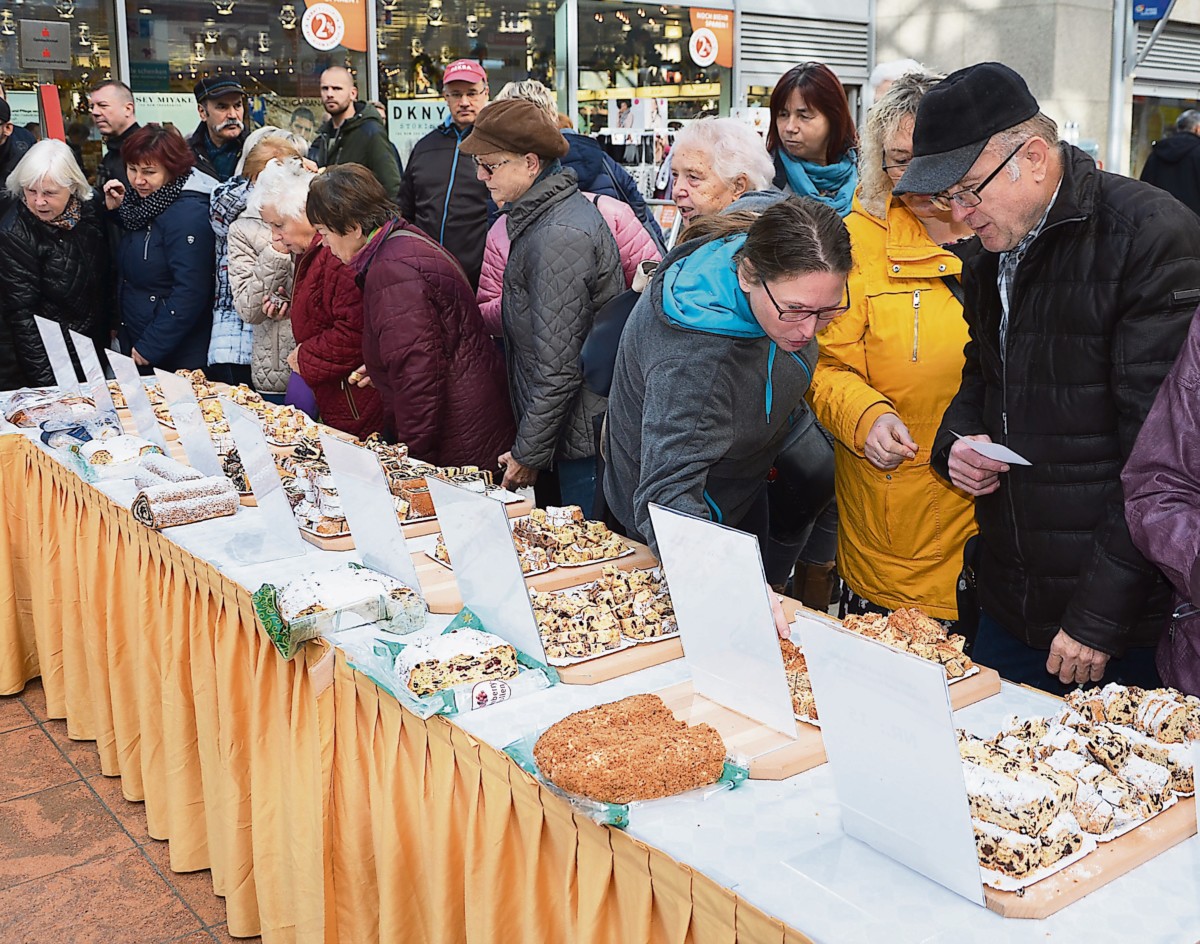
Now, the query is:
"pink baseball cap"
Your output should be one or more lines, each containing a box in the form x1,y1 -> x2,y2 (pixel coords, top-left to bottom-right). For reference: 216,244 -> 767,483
442,59 -> 487,87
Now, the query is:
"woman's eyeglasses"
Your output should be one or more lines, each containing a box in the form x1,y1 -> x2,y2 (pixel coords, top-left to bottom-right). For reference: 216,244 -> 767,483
761,279 -> 851,324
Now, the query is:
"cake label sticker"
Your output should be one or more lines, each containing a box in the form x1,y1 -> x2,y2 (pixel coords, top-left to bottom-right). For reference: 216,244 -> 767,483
472,679 -> 511,709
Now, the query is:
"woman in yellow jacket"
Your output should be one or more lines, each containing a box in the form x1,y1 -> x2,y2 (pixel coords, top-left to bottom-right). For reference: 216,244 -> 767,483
808,71 -> 977,623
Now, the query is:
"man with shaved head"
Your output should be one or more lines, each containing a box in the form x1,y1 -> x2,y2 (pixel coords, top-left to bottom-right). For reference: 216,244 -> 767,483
89,79 -> 139,191
308,65 -> 402,198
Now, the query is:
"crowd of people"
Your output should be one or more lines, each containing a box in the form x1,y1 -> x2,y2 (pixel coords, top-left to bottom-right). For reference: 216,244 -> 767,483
7,56 -> 1200,699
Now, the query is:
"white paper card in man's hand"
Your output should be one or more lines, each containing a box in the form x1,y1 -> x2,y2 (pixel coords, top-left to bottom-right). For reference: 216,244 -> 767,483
951,432 -> 1031,466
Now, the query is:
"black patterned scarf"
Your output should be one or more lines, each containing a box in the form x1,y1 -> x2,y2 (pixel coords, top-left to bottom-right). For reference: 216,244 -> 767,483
41,195 -> 83,231
118,174 -> 187,231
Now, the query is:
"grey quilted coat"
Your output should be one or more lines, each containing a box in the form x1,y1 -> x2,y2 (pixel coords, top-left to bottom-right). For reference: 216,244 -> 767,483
502,168 -> 622,468
227,206 -> 297,394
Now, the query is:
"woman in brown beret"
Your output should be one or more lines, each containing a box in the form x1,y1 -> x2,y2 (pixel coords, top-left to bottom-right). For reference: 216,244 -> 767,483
461,99 -> 623,513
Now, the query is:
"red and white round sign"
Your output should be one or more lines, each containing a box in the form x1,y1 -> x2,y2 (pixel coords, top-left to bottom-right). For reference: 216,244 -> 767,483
302,3 -> 345,51
689,27 -> 718,68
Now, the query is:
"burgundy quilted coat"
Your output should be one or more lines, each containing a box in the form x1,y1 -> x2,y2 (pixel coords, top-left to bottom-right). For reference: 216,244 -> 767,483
352,217 -> 515,471
291,235 -> 386,438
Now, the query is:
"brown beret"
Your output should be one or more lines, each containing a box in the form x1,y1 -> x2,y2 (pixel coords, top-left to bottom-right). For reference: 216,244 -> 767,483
460,99 -> 569,160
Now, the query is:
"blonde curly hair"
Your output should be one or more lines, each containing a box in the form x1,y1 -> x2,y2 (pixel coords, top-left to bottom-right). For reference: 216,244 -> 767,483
857,70 -> 944,219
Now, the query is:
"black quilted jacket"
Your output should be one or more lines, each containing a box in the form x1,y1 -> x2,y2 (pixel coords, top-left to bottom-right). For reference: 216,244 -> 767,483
0,199 -> 111,389
931,145 -> 1200,657
501,168 -> 622,469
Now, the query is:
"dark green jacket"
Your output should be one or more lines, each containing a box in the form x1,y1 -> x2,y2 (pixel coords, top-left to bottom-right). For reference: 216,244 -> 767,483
308,103 -> 403,200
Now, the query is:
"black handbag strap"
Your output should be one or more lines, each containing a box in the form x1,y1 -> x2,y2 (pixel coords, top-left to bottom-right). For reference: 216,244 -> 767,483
941,273 -> 965,306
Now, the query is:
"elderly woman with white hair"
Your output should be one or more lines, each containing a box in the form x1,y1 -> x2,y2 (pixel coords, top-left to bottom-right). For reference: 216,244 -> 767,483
807,71 -> 979,626
0,138 -> 111,389
250,157 -> 386,437
668,117 -> 777,226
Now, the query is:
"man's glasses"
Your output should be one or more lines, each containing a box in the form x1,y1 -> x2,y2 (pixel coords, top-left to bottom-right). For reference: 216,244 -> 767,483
761,279 -> 851,324
929,141 -> 1026,212
472,156 -> 513,176
445,89 -> 487,101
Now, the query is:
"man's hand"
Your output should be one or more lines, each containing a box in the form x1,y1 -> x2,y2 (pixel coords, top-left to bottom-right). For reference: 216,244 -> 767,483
348,364 -> 373,388
131,347 -> 148,367
1046,629 -> 1110,685
947,435 -> 1008,496
103,179 -> 126,211
865,413 -> 918,470
498,451 -> 538,489
770,590 -> 791,640
286,345 -> 301,373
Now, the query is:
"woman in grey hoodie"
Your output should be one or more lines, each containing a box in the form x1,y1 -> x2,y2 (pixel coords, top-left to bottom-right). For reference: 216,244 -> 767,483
604,196 -> 851,613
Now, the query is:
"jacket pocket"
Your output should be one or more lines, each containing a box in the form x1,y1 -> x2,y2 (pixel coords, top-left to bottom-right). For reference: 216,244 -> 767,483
882,464 -> 943,563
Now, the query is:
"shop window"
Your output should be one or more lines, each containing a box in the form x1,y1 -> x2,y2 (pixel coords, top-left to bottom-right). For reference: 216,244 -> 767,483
0,0 -> 116,178
1131,95 -> 1196,178
124,1 -> 368,145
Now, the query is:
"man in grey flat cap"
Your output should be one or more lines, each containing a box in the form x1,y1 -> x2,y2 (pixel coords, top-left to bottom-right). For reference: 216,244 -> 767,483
895,62 -> 1200,694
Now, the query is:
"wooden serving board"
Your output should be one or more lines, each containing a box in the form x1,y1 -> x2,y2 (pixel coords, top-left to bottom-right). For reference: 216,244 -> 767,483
399,496 -> 534,539
554,636 -> 684,685
985,796 -> 1197,918
657,680 -> 826,781
411,539 -> 658,613
299,528 -> 354,551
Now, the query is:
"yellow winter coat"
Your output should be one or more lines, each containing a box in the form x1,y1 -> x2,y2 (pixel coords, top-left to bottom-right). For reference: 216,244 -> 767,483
808,194 -> 977,619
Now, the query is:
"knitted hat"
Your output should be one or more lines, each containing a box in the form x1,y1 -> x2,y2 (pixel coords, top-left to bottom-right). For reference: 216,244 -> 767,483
459,100 -> 568,160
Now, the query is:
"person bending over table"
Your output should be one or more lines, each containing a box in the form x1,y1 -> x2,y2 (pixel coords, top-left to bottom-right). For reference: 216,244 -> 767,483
603,196 -> 852,638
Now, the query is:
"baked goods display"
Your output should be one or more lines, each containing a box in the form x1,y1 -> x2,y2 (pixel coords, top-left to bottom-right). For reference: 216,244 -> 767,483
130,476 -> 240,529
532,694 -> 727,803
431,532 -> 553,575
530,566 -> 676,662
276,567 -> 425,632
78,435 -> 162,466
133,454 -> 204,489
780,639 -> 817,722
393,629 -> 520,696
511,506 -> 631,565
842,609 -> 975,679
174,368 -> 221,400
960,684 -> 1198,886
222,448 -> 250,493
4,390 -> 96,428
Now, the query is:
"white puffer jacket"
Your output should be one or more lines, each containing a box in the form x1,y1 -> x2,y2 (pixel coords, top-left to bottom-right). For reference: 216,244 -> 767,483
227,206 -> 296,394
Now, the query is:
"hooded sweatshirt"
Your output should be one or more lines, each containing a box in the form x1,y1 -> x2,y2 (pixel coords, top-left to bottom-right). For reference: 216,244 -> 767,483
1140,132 -> 1200,216
604,234 -> 817,555
309,102 -> 403,200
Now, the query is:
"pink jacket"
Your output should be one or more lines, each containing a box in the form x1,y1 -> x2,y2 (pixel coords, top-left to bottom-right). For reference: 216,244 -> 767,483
476,192 -> 661,335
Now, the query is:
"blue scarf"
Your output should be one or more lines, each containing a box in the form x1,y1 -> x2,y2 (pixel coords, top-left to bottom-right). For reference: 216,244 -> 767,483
777,149 -> 857,217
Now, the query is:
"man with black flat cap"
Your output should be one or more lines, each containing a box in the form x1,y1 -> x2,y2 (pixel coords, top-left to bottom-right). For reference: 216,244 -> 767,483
894,61 -> 1200,694
189,76 -> 249,182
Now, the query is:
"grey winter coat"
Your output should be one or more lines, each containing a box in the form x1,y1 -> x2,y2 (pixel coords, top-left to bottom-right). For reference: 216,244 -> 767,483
603,235 -> 817,556
227,206 -> 296,394
502,167 -> 622,469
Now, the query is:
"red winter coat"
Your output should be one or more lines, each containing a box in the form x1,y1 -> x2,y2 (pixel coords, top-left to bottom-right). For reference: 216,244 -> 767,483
352,217 -> 515,471
291,235 -> 386,438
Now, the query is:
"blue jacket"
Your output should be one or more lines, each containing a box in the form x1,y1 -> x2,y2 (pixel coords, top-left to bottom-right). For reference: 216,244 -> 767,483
562,131 -> 665,251
206,176 -> 255,366
116,171 -> 219,371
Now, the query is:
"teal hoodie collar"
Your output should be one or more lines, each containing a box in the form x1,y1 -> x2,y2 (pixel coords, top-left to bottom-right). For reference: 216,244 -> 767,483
661,234 -> 811,421
661,235 -> 762,338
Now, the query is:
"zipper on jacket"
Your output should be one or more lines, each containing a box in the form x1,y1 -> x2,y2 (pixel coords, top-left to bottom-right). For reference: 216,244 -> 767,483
911,290 -> 921,362
342,380 -> 360,421
143,225 -> 151,261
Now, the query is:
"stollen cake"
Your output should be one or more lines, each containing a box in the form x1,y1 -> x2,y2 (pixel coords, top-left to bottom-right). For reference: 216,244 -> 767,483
394,629 -> 519,696
532,694 -> 726,804
276,568 -> 425,632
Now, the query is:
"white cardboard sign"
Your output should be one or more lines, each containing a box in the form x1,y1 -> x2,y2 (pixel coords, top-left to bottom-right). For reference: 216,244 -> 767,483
155,369 -> 223,477
67,329 -> 116,417
34,316 -> 80,393
319,432 -> 422,592
647,503 -> 797,738
425,476 -> 546,662
796,614 -> 984,905
221,398 -> 307,560
107,351 -> 170,452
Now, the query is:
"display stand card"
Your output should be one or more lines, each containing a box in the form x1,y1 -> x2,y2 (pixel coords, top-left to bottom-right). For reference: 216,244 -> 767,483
796,614 -> 984,905
425,477 -> 546,661
319,433 -> 421,591
107,350 -> 169,452
67,329 -> 116,417
34,316 -> 80,392
647,503 -> 796,738
155,369 -> 223,476
221,398 -> 306,562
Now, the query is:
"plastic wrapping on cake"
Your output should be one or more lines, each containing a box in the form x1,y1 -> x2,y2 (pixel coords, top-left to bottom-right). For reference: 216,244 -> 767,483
501,733 -> 749,828
253,563 -> 428,659
345,608 -> 558,719
63,436 -> 165,483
